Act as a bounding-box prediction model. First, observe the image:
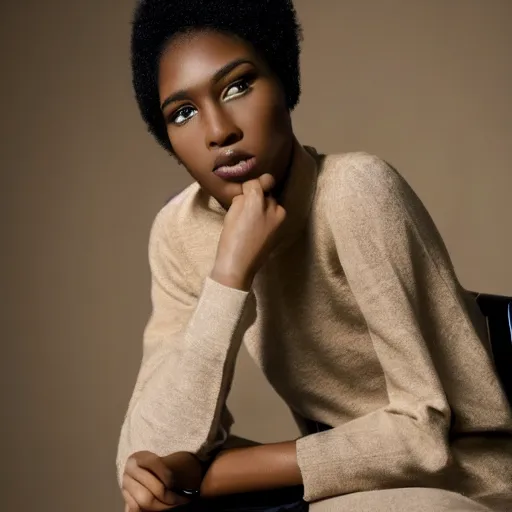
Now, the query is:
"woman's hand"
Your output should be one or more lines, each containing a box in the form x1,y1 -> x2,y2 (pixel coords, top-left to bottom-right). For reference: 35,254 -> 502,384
211,174 -> 286,290
122,451 -> 203,511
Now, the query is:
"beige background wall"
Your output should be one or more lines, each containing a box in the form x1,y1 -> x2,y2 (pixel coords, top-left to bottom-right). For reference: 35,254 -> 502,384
1,1 -> 511,510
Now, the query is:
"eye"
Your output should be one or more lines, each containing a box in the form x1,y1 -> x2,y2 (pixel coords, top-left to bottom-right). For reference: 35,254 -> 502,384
223,77 -> 253,101
169,105 -> 197,126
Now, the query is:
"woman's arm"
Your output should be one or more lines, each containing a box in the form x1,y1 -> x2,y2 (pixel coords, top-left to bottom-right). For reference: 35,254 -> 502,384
117,209 -> 251,486
293,154 -> 502,502
119,175 -> 287,490
200,441 -> 302,497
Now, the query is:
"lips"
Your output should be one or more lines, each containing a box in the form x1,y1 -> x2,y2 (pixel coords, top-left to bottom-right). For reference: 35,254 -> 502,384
213,150 -> 257,180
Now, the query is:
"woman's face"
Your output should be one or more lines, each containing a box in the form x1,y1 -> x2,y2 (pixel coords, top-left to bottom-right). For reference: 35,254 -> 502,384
158,30 -> 294,208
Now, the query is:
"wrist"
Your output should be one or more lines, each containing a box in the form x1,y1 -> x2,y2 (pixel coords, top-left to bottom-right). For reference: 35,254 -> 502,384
200,441 -> 301,497
210,265 -> 254,291
160,451 -> 204,491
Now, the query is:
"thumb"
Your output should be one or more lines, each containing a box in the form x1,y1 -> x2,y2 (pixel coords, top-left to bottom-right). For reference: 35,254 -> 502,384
258,173 -> 276,194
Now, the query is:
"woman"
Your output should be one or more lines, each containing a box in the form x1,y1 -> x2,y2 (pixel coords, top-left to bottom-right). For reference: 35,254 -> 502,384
117,1 -> 512,510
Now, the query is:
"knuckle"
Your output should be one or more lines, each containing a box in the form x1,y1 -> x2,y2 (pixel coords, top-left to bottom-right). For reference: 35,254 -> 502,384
244,180 -> 260,191
122,491 -> 132,510
139,450 -> 155,461
125,457 -> 138,473
133,487 -> 153,508
121,473 -> 130,489
127,450 -> 146,463
153,480 -> 167,501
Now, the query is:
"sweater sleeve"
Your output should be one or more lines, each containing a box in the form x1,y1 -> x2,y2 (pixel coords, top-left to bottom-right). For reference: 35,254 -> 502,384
116,209 -> 251,487
296,154 -> 472,501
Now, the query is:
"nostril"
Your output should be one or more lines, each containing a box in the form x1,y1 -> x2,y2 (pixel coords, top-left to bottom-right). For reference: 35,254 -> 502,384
222,132 -> 242,148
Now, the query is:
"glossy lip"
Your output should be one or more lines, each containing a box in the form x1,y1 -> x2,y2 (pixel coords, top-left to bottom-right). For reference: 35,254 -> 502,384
212,149 -> 256,180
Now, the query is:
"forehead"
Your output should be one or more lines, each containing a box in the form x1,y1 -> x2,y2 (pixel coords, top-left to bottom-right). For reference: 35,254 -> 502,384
158,31 -> 257,95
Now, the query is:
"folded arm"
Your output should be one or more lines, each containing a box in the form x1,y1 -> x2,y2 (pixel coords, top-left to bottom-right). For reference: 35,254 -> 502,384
294,156 -> 470,501
116,211 -> 253,486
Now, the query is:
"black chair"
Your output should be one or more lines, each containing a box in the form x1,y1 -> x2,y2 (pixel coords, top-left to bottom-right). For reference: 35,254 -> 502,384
473,292 -> 512,406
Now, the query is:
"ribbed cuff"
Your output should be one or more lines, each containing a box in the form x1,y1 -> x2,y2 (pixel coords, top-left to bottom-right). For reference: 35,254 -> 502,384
296,431 -> 342,502
185,277 -> 251,358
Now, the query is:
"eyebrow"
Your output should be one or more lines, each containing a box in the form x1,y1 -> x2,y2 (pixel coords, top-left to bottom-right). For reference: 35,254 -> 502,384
160,58 -> 254,111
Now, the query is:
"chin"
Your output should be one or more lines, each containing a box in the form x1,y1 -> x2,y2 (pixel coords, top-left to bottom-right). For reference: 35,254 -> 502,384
219,182 -> 244,205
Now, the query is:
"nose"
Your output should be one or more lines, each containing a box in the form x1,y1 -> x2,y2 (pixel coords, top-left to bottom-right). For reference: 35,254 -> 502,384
203,104 -> 242,149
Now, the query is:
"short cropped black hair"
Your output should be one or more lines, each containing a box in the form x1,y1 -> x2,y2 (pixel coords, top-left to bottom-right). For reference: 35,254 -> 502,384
131,0 -> 303,153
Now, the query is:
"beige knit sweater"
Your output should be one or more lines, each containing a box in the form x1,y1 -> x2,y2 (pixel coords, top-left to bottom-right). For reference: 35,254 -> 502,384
117,143 -> 512,503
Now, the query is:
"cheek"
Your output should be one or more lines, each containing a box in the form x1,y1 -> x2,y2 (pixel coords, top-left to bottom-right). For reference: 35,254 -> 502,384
237,87 -> 289,138
167,126 -> 202,165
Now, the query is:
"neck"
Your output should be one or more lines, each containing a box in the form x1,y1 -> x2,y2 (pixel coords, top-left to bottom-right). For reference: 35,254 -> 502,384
273,137 -> 297,203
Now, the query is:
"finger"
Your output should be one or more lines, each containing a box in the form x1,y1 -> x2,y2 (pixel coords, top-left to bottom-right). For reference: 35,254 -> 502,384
229,183 -> 243,200
265,197 -> 287,225
275,204 -> 287,224
230,194 -> 244,206
265,195 -> 278,208
242,178 -> 264,198
265,195 -> 285,214
126,466 -> 171,506
133,452 -> 174,488
258,173 -> 276,194
122,490 -> 140,512
126,471 -> 190,509
276,204 -> 286,219
123,474 -> 176,511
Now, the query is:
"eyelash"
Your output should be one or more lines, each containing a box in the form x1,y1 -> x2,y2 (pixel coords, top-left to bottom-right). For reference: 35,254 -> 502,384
168,75 -> 255,126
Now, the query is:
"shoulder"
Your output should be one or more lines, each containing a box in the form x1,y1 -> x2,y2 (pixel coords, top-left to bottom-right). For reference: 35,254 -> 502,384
319,151 -> 403,199
147,181 -> 223,285
148,182 -> 202,259
315,150 -> 425,229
